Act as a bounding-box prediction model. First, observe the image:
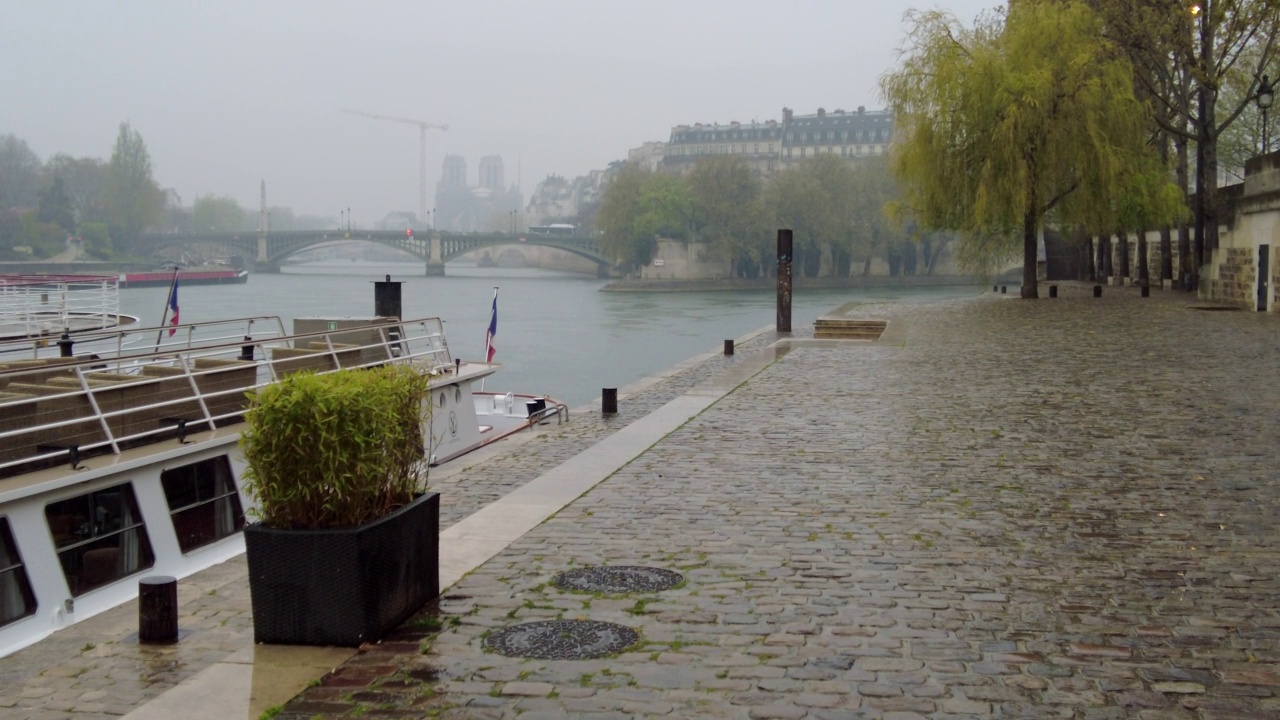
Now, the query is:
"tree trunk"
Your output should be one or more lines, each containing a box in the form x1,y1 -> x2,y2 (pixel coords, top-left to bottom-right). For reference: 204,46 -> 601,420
1087,235 -> 1096,282
1095,233 -> 1105,282
1021,204 -> 1038,299
1138,230 -> 1150,288
1102,235 -> 1113,278
1118,231 -> 1130,281
1159,226 -> 1172,286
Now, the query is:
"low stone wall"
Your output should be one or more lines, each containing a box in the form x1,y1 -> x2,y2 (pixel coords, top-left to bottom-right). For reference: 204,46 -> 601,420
602,274 -> 980,292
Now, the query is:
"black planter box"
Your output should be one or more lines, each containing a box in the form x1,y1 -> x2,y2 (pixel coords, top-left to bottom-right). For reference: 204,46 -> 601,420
244,492 -> 440,646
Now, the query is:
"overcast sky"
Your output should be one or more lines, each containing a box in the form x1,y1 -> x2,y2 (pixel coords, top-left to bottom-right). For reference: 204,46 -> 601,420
3,0 -> 999,226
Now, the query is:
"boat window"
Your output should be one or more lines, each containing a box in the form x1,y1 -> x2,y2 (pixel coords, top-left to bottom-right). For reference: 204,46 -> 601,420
45,483 -> 155,596
161,456 -> 245,554
0,517 -> 37,626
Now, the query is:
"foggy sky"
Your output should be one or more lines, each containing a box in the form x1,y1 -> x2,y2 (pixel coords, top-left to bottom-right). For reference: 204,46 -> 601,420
3,0 -> 998,226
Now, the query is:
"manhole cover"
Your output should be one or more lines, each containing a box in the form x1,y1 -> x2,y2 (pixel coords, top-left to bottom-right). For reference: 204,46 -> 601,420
484,620 -> 639,659
552,566 -> 684,594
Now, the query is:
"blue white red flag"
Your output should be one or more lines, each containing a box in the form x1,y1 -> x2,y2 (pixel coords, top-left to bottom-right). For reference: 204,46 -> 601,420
167,279 -> 180,336
484,288 -> 498,362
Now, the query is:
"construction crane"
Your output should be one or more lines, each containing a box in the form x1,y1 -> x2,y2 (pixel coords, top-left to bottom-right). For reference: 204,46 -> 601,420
342,109 -> 448,230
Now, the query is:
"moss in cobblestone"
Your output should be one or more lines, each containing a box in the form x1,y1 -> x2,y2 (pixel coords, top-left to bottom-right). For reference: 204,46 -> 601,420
257,706 -> 282,720
79,643 -> 95,653
579,672 -> 594,686
625,597 -> 657,615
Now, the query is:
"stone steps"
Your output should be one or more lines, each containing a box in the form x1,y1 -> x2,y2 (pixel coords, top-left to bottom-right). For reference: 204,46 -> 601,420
813,318 -> 887,340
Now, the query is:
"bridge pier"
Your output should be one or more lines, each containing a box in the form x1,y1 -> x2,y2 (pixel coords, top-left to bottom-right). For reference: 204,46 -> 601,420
425,262 -> 445,276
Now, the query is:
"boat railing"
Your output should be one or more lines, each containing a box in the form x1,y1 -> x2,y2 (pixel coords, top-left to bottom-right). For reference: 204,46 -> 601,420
0,316 -> 291,363
0,317 -> 453,479
530,400 -> 569,426
0,275 -> 122,341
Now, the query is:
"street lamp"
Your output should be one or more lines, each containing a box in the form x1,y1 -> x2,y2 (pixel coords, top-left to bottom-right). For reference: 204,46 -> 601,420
1258,74 -> 1275,154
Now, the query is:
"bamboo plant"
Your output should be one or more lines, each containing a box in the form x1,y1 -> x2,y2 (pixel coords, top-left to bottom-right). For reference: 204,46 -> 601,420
239,364 -> 433,530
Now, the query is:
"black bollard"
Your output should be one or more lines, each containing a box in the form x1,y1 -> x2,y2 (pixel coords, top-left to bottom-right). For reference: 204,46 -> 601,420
776,230 -> 793,333
1093,285 -> 1102,298
239,336 -> 254,361
724,339 -> 734,356
1141,285 -> 1150,297
1049,285 -> 1058,298
57,332 -> 74,358
139,576 -> 178,644
602,388 -> 617,415
1000,285 -> 1007,294
993,285 -> 998,292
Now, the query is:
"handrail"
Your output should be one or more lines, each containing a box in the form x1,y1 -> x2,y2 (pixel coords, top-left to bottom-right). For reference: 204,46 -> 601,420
0,316 -> 453,476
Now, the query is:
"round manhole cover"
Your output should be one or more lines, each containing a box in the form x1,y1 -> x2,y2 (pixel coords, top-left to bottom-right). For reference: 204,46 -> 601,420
484,620 -> 639,659
552,566 -> 684,594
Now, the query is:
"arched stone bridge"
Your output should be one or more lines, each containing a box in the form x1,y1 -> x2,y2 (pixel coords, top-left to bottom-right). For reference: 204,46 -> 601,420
134,230 -> 614,277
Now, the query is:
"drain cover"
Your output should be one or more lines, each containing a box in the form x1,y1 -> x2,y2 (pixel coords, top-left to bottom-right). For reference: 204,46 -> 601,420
484,620 -> 639,659
552,566 -> 684,594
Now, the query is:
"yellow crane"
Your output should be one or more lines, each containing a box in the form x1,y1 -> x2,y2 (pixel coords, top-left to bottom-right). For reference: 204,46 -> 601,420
342,109 -> 449,230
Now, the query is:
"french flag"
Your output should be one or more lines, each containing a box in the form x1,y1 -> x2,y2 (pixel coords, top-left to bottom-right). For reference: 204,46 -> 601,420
484,288 -> 498,362
167,279 -> 180,336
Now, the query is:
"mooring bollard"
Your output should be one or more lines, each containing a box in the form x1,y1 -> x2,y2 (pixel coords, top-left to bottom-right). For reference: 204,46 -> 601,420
1093,285 -> 1102,297
139,576 -> 178,644
602,388 -> 617,415
724,339 -> 734,355
1049,285 -> 1058,298
1141,285 -> 1150,297
1000,285 -> 1007,294
992,285 -> 998,292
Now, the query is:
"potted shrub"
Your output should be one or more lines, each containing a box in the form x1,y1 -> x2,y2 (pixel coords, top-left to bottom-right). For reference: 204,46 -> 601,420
239,363 -> 439,646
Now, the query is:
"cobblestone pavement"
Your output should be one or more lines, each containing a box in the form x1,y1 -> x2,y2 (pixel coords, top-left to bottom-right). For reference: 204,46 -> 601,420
0,326 -> 784,720
281,290 -> 1280,719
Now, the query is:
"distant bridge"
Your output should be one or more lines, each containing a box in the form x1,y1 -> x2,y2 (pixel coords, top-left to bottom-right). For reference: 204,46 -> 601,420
134,230 -> 614,276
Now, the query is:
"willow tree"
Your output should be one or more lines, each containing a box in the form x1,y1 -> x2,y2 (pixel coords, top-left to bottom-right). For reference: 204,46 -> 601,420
882,2 -> 1182,298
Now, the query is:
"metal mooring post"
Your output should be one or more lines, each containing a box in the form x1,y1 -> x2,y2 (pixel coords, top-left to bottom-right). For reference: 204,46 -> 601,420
1093,285 -> 1103,298
724,339 -> 734,355
602,388 -> 618,415
777,229 -> 793,333
1049,285 -> 1058,298
139,576 -> 178,644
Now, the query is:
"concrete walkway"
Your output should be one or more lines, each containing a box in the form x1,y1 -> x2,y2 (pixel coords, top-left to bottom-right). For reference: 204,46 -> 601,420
5,286 -> 1280,719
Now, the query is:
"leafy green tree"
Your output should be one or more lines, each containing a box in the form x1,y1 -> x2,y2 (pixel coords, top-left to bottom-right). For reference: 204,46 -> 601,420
766,155 -> 858,277
103,122 -> 164,244
0,134 -> 43,211
77,222 -> 113,259
191,194 -> 250,232
44,154 -> 108,225
850,155 -> 906,276
687,156 -> 766,272
14,213 -> 65,258
882,2 -> 1184,297
596,164 -> 692,272
37,177 -> 75,232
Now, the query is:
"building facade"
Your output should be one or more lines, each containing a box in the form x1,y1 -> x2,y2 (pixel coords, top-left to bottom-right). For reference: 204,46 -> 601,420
661,106 -> 893,178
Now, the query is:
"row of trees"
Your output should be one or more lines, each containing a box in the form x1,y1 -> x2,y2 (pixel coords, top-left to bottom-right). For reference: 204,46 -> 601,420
0,124 -> 324,262
881,0 -> 1278,297
0,123 -> 167,260
595,154 -> 949,279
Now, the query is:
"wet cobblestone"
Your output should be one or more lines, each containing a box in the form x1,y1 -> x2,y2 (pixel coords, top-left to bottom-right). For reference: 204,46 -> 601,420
290,290 -> 1280,718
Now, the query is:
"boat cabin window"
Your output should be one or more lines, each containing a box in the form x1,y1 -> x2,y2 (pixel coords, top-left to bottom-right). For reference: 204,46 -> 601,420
45,483 -> 155,596
0,517 -> 37,626
161,456 -> 245,553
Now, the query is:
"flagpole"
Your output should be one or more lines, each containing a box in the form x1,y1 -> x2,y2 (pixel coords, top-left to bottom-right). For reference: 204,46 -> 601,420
481,286 -> 498,392
153,265 -> 181,352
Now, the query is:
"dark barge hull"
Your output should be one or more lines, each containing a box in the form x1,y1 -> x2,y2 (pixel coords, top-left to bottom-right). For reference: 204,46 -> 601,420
120,271 -> 248,288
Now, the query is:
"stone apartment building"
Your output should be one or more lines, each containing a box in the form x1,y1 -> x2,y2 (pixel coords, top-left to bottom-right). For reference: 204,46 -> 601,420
661,106 -> 893,178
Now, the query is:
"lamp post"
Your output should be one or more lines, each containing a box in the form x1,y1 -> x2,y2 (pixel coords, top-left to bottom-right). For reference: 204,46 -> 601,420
347,207 -> 352,232
1258,74 -> 1275,154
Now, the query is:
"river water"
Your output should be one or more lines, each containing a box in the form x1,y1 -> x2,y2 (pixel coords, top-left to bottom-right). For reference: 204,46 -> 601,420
116,261 -> 981,408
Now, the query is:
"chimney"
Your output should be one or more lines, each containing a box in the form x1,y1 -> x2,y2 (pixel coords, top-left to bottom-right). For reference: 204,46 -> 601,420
782,107 -> 793,125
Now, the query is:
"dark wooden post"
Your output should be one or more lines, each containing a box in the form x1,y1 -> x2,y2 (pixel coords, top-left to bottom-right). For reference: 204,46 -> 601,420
776,230 -> 792,333
139,576 -> 178,644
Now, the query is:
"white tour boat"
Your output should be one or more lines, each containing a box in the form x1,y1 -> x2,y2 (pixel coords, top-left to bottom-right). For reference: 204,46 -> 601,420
0,279 -> 565,657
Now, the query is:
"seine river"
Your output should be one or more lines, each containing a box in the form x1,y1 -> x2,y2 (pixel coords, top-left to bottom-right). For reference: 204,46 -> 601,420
116,262 -> 980,408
